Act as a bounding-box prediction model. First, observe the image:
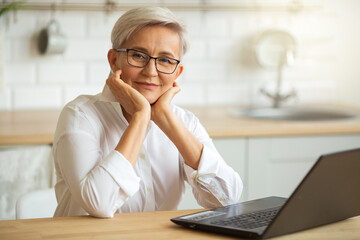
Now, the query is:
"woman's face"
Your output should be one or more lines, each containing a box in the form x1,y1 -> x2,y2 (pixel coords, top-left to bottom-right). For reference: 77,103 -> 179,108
109,25 -> 183,104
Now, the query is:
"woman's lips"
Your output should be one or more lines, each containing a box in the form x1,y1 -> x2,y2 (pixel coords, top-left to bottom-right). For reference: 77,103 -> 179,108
135,81 -> 159,90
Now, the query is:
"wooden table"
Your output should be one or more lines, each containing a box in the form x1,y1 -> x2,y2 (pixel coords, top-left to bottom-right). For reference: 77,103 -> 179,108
0,209 -> 359,240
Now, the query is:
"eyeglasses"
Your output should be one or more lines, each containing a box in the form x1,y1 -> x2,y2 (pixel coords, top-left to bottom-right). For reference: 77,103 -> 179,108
115,48 -> 180,74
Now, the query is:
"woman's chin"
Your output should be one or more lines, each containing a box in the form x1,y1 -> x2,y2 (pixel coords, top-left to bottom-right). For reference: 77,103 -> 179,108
146,96 -> 160,105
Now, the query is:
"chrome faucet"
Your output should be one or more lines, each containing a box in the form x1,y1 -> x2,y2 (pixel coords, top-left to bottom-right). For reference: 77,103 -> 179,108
260,88 -> 297,108
260,49 -> 297,108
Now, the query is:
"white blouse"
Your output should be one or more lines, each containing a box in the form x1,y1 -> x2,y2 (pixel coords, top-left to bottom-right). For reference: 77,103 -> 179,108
52,85 -> 243,218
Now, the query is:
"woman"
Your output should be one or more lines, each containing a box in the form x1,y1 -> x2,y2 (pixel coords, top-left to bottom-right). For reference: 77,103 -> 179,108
53,6 -> 243,218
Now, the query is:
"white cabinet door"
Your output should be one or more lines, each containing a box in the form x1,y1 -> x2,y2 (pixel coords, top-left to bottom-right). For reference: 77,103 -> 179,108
213,138 -> 247,201
0,145 -> 53,220
178,138 -> 247,209
247,135 -> 360,200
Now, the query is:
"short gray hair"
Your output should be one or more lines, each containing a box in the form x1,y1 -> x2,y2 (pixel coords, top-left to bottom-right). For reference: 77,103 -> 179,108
111,6 -> 188,58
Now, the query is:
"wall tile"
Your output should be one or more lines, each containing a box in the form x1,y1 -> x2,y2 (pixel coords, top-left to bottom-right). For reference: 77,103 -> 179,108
63,84 -> 103,104
294,80 -> 338,103
183,39 -> 207,60
291,15 -> 321,36
38,62 -> 86,84
3,38 -> 12,62
283,61 -> 333,83
173,11 -> 205,37
4,12 -> 36,38
227,65 -> 274,83
87,12 -> 122,39
204,13 -> 231,38
208,38 -> 240,61
183,61 -> 227,83
13,86 -> 62,109
87,62 -> 111,84
0,89 -> 12,110
4,63 -> 36,85
58,13 -> 87,38
207,82 -> 250,105
300,37 -> 338,60
172,82 -> 206,106
64,39 -> 110,61
231,14 -> 261,38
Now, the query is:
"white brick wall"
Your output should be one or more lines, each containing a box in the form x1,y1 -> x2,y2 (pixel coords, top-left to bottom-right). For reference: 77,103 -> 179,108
0,89 -> 11,110
38,61 -> 86,84
87,61 -> 111,84
1,0 -> 359,110
13,86 -> 62,109
5,63 -> 36,85
64,84 -> 103,104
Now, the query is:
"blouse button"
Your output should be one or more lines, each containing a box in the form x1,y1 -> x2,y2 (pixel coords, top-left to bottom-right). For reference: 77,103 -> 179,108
140,153 -> 146,159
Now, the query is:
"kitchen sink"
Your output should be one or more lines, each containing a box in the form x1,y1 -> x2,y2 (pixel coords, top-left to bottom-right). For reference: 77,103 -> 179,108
228,106 -> 359,121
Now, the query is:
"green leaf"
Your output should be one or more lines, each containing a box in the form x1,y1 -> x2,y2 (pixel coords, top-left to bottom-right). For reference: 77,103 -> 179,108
0,1 -> 27,18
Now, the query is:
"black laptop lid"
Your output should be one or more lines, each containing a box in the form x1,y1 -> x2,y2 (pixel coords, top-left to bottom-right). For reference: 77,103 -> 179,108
263,148 -> 360,238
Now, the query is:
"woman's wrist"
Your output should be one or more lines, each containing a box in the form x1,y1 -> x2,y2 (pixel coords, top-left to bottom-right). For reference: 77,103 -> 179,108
151,105 -> 173,128
132,109 -> 151,124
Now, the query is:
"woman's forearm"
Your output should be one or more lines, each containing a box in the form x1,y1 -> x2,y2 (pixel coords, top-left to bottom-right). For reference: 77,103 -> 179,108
154,109 -> 203,170
115,111 -> 150,167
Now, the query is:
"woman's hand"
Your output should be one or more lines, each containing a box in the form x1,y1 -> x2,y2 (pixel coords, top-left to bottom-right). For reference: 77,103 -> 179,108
151,81 -> 180,125
106,70 -> 151,120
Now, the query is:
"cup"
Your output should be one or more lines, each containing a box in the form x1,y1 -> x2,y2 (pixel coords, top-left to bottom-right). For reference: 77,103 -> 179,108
38,20 -> 67,55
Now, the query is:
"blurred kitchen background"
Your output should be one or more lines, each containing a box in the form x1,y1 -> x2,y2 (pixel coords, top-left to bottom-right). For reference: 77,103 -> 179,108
1,0 -> 359,109
1,0 -> 360,220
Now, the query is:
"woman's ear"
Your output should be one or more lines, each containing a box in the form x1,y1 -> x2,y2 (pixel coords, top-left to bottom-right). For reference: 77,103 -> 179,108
175,64 -> 184,79
107,49 -> 119,73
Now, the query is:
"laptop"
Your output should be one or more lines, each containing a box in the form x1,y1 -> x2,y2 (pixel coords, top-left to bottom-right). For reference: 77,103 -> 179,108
171,148 -> 360,239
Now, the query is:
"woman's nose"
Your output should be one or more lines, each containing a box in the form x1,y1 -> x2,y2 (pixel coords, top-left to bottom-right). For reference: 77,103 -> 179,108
142,58 -> 158,77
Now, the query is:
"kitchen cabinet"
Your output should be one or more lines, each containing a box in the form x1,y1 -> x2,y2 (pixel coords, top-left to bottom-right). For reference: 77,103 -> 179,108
247,134 -> 360,200
0,145 -> 54,220
178,134 -> 360,210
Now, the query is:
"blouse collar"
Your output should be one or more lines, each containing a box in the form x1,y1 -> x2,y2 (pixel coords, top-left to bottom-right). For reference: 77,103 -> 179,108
99,84 -> 117,103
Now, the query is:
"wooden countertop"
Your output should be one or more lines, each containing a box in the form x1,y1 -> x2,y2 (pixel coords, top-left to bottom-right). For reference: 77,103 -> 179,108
0,209 -> 359,240
1,105 -> 360,145
187,105 -> 360,138
0,110 -> 60,145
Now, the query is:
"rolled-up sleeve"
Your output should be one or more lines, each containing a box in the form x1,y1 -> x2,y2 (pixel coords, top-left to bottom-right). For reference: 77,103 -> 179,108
182,116 -> 243,208
100,150 -> 140,197
55,131 -> 140,218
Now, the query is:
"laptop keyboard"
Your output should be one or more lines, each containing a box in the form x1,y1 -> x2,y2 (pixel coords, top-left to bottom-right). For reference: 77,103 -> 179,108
210,207 -> 280,230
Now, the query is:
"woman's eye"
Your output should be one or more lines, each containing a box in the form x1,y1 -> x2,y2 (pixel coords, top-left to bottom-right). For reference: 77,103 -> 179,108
132,52 -> 146,60
159,58 -> 175,64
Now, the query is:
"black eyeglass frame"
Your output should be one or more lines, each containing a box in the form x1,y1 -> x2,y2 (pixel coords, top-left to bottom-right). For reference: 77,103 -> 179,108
115,48 -> 181,74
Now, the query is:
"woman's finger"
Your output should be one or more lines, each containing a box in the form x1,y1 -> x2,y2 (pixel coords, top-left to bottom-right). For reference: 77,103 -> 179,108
159,82 -> 181,104
169,82 -> 181,97
114,69 -> 122,81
